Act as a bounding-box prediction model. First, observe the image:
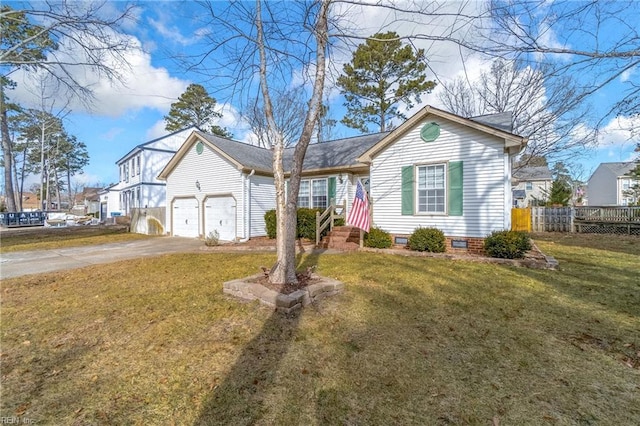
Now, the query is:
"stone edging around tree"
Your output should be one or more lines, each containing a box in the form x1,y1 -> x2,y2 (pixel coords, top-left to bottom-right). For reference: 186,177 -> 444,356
223,273 -> 345,314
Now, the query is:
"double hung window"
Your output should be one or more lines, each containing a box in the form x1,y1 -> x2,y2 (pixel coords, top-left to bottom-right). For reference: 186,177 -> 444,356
417,164 -> 446,214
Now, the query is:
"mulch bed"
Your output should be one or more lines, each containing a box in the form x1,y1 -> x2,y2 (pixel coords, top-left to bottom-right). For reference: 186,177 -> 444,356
248,271 -> 320,294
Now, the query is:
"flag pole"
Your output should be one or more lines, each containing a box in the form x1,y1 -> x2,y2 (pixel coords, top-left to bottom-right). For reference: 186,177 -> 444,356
359,228 -> 363,249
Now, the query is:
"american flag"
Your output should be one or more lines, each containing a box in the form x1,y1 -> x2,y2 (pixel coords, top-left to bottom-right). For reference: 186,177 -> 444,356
347,179 -> 370,232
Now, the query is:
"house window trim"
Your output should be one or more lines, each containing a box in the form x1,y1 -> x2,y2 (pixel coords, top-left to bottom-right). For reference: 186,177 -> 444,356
415,162 -> 448,216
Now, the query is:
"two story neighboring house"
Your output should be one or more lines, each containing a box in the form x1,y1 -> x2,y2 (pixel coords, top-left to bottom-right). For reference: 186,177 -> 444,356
101,127 -> 197,219
588,162 -> 639,206
511,166 -> 553,207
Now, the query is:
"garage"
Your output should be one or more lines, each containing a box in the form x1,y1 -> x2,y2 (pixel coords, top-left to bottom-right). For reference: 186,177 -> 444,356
172,197 -> 199,237
204,196 -> 236,241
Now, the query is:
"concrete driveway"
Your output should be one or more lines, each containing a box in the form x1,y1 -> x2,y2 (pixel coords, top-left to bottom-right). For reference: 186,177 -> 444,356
1,237 -> 204,279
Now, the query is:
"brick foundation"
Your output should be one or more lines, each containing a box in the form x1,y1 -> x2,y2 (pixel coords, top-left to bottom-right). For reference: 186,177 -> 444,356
391,234 -> 486,255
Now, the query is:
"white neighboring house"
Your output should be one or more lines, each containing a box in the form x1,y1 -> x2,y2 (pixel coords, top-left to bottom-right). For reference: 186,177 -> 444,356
511,166 -> 553,207
102,127 -> 197,219
158,106 -> 527,254
588,162 -> 639,206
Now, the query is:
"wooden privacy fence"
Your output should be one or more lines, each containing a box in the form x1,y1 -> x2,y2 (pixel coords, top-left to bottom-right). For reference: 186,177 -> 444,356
511,208 -> 532,232
531,207 -> 573,232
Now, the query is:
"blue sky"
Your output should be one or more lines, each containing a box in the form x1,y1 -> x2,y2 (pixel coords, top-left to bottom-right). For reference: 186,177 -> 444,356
7,1 -> 639,189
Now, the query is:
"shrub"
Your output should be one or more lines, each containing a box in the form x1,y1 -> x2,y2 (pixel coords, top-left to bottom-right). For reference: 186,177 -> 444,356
204,230 -> 220,247
484,230 -> 532,259
296,208 -> 318,240
364,227 -> 393,249
264,210 -> 277,238
408,227 -> 446,252
264,208 -> 332,240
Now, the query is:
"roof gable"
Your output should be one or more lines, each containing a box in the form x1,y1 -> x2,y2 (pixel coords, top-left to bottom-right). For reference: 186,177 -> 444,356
116,126 -> 199,164
358,105 -> 527,163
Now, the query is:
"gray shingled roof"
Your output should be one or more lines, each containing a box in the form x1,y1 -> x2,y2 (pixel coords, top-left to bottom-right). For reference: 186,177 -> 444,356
285,132 -> 388,170
196,130 -> 388,172
599,162 -> 637,177
193,111 -> 516,173
196,131 -> 273,171
513,166 -> 552,181
471,112 -> 514,133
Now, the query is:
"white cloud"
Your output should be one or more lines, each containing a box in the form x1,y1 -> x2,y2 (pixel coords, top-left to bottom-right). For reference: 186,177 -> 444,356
597,115 -> 640,148
10,31 -> 189,118
145,120 -> 169,141
620,66 -> 638,83
100,127 -> 125,141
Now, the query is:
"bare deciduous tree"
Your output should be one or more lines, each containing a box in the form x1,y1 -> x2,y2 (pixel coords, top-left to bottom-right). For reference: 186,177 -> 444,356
1,1 -> 136,211
480,0 -> 640,121
190,0 -> 330,284
439,59 -> 598,168
244,86 -> 308,148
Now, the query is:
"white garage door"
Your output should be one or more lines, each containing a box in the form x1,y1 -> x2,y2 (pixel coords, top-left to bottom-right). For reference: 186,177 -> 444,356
172,198 -> 199,237
205,196 -> 236,241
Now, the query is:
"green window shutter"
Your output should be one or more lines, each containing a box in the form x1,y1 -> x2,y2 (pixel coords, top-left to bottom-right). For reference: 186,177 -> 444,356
448,161 -> 463,216
328,176 -> 336,205
401,166 -> 414,215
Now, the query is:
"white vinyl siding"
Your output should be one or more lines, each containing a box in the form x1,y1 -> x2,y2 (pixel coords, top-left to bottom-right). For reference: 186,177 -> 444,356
370,119 -> 510,238
250,175 -> 276,237
165,141 -> 244,238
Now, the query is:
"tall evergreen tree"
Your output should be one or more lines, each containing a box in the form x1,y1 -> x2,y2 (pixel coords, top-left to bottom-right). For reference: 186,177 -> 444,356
336,31 -> 436,133
164,84 -> 232,138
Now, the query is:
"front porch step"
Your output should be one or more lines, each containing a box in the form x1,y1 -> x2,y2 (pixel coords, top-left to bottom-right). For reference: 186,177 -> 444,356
319,226 -> 361,251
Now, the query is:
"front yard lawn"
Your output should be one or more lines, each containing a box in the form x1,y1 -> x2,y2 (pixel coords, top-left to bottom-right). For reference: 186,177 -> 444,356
0,226 -> 150,253
1,234 -> 638,424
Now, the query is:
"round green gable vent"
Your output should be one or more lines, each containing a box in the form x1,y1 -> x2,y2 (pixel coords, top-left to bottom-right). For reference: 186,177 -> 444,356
195,141 -> 204,155
420,122 -> 440,142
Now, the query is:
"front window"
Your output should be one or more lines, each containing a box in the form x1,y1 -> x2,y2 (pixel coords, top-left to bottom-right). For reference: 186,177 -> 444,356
526,182 -> 533,190
297,178 -> 327,209
312,179 -> 328,210
298,180 -> 310,208
137,155 -> 141,176
417,164 -> 446,213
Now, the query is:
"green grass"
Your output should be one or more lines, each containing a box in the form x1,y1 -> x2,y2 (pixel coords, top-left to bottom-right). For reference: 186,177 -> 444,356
0,227 -> 150,253
1,234 -> 638,425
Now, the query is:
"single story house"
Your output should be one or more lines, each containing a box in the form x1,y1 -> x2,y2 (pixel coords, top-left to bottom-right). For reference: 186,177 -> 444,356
158,106 -> 527,254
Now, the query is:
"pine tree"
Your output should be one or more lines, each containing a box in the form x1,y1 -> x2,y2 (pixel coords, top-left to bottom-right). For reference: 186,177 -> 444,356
336,31 -> 436,133
545,179 -> 573,206
164,84 -> 232,138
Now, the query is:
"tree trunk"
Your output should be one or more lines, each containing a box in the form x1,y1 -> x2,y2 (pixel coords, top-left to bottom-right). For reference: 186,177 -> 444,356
255,0 -> 330,284
1,89 -> 17,212
67,165 -> 73,210
18,147 -> 28,212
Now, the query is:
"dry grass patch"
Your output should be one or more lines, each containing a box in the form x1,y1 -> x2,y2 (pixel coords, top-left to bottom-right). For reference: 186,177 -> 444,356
1,235 -> 639,425
0,226 -> 148,253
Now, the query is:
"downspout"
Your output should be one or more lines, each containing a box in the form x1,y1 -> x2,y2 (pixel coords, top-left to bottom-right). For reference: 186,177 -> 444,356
239,169 -> 255,242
